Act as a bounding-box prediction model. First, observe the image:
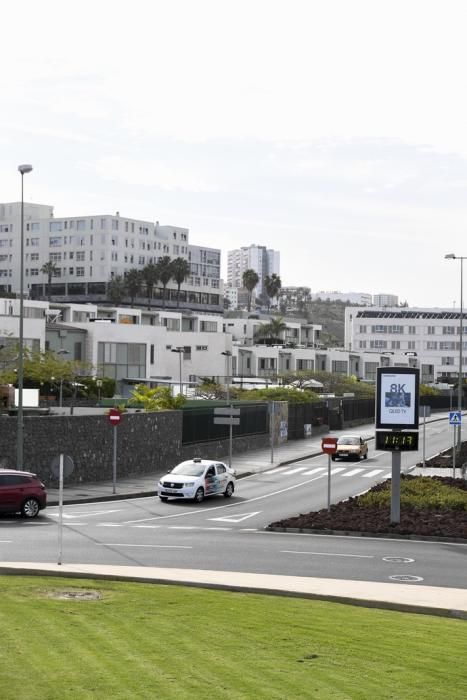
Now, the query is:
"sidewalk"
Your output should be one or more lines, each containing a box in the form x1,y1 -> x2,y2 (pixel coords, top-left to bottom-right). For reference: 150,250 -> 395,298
47,413 -> 459,506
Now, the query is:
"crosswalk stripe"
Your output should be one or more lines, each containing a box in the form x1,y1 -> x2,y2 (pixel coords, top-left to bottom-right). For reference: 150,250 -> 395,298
342,468 -> 364,477
264,467 -> 288,474
302,467 -> 326,475
330,467 -> 346,475
282,467 -> 308,475
361,469 -> 384,478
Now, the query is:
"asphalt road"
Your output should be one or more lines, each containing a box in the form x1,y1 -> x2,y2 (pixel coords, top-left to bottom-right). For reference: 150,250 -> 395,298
1,418 -> 466,589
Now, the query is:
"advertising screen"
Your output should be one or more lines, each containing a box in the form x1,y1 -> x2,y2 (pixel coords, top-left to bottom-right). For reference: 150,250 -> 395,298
376,368 -> 419,429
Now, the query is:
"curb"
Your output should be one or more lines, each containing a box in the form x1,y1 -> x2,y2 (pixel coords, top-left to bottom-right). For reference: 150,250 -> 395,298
0,565 -> 465,620
265,526 -> 467,544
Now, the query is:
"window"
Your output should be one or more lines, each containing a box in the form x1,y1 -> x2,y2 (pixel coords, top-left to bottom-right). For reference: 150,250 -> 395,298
196,345 -> 208,351
76,251 -> 85,261
49,221 -> 63,232
407,341 -> 416,350
77,220 -> 86,230
359,340 -> 367,348
76,267 -> 85,277
372,325 -> 386,333
427,326 -> 436,335
443,326 -> 456,335
150,344 -> 155,364
49,237 -> 62,247
112,220 -> 119,230
388,325 -> 403,334
30,268 -> 39,276
359,325 -> 367,333
408,326 -> 416,335
442,357 -> 455,365
440,341 -> 457,350
0,240 -> 9,248
200,321 -> 217,332
100,219 -> 107,229
391,341 -> 400,349
370,340 -> 387,348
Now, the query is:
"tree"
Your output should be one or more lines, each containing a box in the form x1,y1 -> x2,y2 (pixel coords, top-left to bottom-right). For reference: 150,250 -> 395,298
41,261 -> 59,301
124,268 -> 142,306
171,257 -> 190,308
128,384 -> 187,411
242,269 -> 259,312
141,263 -> 159,309
156,256 -> 173,309
107,274 -> 126,306
255,317 -> 287,345
264,273 -> 282,312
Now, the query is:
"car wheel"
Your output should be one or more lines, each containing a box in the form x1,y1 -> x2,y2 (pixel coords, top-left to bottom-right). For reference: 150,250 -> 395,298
331,455 -> 336,461
224,482 -> 234,498
364,452 -> 368,460
159,496 -> 168,502
21,498 -> 40,518
194,487 -> 205,503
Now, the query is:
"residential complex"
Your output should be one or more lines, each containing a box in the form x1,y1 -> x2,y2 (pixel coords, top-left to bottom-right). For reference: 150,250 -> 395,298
345,306 -> 466,384
0,202 -> 223,313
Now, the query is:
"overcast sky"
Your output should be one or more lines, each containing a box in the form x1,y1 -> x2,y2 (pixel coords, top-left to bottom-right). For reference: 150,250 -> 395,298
3,0 -> 467,307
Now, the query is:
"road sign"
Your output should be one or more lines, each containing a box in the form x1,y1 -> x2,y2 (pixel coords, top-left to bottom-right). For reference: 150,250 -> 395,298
214,407 -> 241,416
108,408 -> 123,425
449,411 -> 462,426
50,454 -> 74,479
321,436 -> 338,454
214,417 -> 240,425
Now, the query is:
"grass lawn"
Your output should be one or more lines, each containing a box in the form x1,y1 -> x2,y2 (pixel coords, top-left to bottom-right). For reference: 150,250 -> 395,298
0,576 -> 465,700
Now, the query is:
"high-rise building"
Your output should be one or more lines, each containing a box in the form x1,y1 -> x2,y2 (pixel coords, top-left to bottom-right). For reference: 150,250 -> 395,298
373,293 -> 399,307
227,244 -> 280,297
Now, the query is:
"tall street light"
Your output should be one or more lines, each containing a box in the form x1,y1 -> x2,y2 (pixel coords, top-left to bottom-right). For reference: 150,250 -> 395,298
171,346 -> 184,395
56,348 -> 70,408
17,164 -> 33,470
445,253 -> 466,451
221,350 -> 232,402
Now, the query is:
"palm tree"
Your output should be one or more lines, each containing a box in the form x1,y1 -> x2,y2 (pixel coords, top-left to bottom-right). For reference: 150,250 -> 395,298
141,263 -> 159,309
41,260 -> 59,301
255,317 -> 287,345
171,257 -> 190,308
242,269 -> 259,312
156,256 -> 173,309
124,268 -> 142,306
107,274 -> 126,306
264,273 -> 282,312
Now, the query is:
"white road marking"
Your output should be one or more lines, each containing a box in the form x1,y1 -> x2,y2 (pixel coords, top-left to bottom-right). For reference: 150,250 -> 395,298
96,543 -> 192,549
281,550 -> 374,558
342,468 -> 364,477
240,528 -> 258,532
361,469 -> 384,478
209,511 -> 262,523
97,523 -> 122,527
0,540 -> 12,543
282,467 -> 308,475
264,467 -> 289,474
330,467 -> 346,475
133,525 -> 161,529
302,467 -> 326,476
48,509 -> 123,519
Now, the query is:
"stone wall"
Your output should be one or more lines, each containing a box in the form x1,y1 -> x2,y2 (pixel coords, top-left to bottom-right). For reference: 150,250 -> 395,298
0,412 -> 182,485
180,433 -> 271,464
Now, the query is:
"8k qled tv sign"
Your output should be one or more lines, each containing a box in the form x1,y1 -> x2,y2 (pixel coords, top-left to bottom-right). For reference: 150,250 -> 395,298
376,367 -> 420,430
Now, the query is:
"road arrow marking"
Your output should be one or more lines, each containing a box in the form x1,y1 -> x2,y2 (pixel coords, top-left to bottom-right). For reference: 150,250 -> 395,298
208,511 -> 261,523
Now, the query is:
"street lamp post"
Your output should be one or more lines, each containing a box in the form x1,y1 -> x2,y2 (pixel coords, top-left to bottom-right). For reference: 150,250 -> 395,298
171,347 -> 184,395
445,253 -> 466,453
221,350 -> 232,402
16,164 -> 33,470
56,348 -> 70,409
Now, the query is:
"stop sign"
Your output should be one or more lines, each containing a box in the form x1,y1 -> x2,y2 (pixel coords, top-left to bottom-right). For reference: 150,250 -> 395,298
321,436 -> 338,454
108,408 -> 123,426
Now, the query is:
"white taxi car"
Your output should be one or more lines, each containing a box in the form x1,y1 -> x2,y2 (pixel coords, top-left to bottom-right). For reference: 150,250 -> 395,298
158,458 -> 236,503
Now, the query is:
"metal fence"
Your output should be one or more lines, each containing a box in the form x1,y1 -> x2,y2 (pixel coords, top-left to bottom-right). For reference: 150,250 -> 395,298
286,402 -> 328,439
182,402 -> 268,445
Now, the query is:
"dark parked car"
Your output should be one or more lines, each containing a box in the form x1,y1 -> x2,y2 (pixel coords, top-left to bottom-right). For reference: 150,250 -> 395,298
0,470 -> 47,518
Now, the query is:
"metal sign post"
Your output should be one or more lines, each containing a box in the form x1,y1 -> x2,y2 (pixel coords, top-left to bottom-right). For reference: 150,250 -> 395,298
270,402 -> 274,464
108,409 -> 123,494
390,451 -> 401,524
449,411 -> 462,477
420,405 -> 431,468
213,407 -> 241,468
58,454 -> 63,565
321,437 -> 338,512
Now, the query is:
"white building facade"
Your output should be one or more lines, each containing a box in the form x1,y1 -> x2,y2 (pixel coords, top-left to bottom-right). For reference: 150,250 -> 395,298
227,244 -> 280,299
0,202 -> 223,312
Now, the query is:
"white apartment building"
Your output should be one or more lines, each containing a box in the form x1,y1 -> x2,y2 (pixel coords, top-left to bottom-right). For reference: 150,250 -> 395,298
345,306 -> 467,383
224,316 -> 321,348
227,244 -> 280,299
224,286 -> 239,310
373,293 -> 399,307
0,203 -> 223,312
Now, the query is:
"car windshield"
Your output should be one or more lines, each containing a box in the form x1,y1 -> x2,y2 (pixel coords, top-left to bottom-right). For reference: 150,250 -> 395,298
338,436 -> 360,445
170,464 -> 205,477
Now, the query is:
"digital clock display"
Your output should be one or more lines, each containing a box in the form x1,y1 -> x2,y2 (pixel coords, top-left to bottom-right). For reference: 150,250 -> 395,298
375,431 -> 419,451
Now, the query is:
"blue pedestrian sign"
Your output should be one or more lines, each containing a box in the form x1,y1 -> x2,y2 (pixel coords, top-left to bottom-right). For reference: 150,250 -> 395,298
449,411 -> 462,425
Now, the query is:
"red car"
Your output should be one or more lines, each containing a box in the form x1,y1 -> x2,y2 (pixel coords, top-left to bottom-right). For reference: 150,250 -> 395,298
0,470 -> 47,518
